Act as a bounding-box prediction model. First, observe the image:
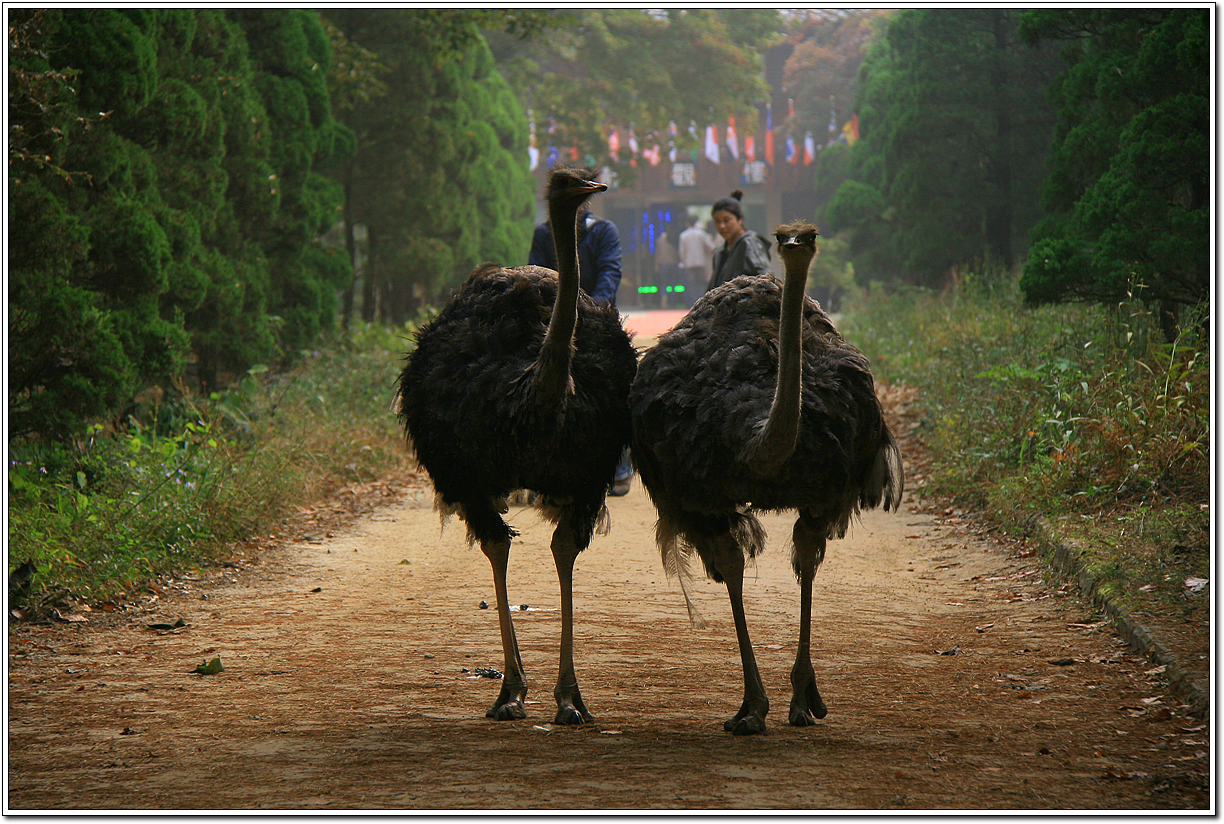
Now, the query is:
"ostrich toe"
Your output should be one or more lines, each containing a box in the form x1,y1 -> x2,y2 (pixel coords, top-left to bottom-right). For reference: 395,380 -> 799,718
487,698 -> 527,721
553,703 -> 593,725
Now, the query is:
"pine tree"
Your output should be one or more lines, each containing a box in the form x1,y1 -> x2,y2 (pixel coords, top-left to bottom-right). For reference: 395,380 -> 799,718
325,10 -> 535,323
825,9 -> 1062,286
8,9 -> 353,438
1018,9 -> 1209,338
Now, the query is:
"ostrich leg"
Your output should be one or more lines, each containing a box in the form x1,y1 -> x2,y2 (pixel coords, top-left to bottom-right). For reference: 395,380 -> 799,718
711,533 -> 769,735
550,514 -> 593,725
480,535 -> 528,720
789,512 -> 829,725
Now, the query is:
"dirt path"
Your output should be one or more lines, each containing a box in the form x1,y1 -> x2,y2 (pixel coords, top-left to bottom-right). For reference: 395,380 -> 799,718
7,464 -> 1210,810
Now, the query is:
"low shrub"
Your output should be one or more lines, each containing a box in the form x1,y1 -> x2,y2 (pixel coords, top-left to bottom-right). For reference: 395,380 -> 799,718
840,269 -> 1210,610
7,321 -> 418,607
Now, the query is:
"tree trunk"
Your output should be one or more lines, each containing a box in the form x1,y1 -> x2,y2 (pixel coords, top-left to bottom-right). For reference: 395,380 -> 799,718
341,167 -> 357,331
361,231 -> 377,324
985,9 -> 1015,268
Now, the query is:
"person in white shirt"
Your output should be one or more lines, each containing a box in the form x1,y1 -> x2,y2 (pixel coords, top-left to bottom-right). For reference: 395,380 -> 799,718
678,214 -> 716,304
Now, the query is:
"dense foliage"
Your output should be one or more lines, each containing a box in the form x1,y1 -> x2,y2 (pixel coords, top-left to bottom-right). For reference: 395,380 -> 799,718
824,9 -> 1063,285
324,10 -> 537,322
9,9 -> 353,439
1018,9 -> 1209,336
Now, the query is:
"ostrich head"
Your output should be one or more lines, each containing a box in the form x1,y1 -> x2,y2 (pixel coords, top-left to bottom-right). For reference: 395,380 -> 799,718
546,165 -> 607,211
773,222 -> 820,263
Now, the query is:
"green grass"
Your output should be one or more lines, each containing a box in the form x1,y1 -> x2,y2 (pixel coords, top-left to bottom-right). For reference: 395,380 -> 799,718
7,322 -> 417,609
839,269 -> 1210,617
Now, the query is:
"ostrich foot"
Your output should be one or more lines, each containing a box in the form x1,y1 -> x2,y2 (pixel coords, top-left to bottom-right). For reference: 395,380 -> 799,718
553,701 -> 593,725
486,698 -> 527,721
487,679 -> 527,721
553,683 -> 593,725
789,678 -> 828,725
723,702 -> 768,735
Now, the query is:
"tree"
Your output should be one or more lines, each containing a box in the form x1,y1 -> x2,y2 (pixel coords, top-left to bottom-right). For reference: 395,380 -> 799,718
9,9 -> 353,439
780,9 -> 891,147
486,9 -> 779,169
1018,9 -> 1209,338
825,9 -> 1062,286
325,10 -> 536,323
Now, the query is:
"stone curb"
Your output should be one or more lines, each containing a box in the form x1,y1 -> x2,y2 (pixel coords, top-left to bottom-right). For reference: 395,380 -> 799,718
1030,517 -> 1209,719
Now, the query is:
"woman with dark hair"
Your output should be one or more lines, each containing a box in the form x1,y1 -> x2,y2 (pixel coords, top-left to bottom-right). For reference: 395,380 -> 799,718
706,189 -> 772,292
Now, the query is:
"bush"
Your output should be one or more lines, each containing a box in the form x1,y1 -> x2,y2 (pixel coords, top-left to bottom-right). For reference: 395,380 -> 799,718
839,267 -> 1209,586
7,322 -> 417,607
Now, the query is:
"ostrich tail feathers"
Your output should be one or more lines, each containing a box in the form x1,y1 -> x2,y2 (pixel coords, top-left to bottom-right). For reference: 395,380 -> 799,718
658,522 -> 708,629
595,503 -> 611,537
882,428 -> 904,512
730,510 -> 768,560
866,428 -> 905,512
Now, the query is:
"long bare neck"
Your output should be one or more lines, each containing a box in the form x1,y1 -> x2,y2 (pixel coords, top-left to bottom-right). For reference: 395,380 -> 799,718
534,202 -> 582,404
747,252 -> 810,472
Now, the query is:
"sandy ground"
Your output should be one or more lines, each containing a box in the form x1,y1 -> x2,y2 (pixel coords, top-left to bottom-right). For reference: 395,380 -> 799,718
5,320 -> 1211,812
6,468 -> 1211,812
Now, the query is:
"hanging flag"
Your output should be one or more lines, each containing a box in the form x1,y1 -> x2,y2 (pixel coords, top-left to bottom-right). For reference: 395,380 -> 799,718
764,103 -> 775,166
705,124 -> 720,164
689,120 -> 700,160
645,142 -> 661,167
828,101 -> 838,145
569,144 -> 579,162
628,123 -> 639,167
668,120 -> 678,163
527,108 -> 539,171
745,133 -> 755,163
725,116 -> 739,160
785,99 -> 797,165
845,113 -> 860,146
804,132 -> 815,165
608,126 -> 620,160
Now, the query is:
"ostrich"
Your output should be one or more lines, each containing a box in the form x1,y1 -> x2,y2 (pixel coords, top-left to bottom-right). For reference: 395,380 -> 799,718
395,166 -> 636,725
629,221 -> 903,735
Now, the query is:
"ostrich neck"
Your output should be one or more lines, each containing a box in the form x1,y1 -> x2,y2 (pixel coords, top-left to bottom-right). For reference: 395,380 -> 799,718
534,205 -> 581,404
747,253 -> 809,472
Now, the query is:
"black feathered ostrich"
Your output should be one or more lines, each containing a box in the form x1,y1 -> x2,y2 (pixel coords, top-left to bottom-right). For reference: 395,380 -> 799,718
629,221 -> 903,735
395,166 -> 636,724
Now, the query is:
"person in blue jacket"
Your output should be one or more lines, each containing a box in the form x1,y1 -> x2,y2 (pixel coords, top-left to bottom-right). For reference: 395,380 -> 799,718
528,205 -> 623,307
528,197 -> 634,496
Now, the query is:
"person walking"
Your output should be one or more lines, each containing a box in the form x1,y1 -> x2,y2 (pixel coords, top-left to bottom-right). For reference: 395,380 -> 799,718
655,228 -> 680,307
527,185 -> 635,496
678,214 -> 715,303
706,189 -> 771,292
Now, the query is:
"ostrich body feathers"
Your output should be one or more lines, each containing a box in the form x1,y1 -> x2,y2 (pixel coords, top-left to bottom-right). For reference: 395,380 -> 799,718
631,272 -> 902,574
398,263 -> 636,547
